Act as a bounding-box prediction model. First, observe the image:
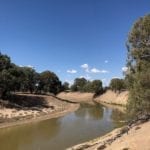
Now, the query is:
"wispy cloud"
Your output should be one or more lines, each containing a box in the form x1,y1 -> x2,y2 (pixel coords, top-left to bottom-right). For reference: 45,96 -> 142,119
122,66 -> 128,72
80,74 -> 91,80
100,70 -> 109,73
91,68 -> 109,74
81,63 -> 89,72
67,69 -> 77,74
19,65 -> 35,69
81,64 -> 109,74
112,76 -> 120,79
27,65 -> 34,68
91,68 -> 101,73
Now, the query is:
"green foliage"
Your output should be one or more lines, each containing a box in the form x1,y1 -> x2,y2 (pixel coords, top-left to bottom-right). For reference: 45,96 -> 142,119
39,71 -> 61,95
90,80 -> 102,93
70,84 -> 78,91
0,52 -> 62,98
62,82 -> 70,91
126,14 -> 150,118
0,52 -> 11,71
70,78 -> 103,94
109,78 -> 126,92
20,67 -> 38,93
0,53 -> 13,98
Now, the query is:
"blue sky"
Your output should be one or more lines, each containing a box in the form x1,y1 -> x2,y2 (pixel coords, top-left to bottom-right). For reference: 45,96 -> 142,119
0,0 -> 149,86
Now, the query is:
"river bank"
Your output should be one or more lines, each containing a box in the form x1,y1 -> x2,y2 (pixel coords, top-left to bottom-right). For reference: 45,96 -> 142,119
94,90 -> 128,106
0,94 -> 79,129
0,90 -> 128,129
57,92 -> 94,103
68,115 -> 150,150
57,90 -> 128,106
0,92 -> 149,150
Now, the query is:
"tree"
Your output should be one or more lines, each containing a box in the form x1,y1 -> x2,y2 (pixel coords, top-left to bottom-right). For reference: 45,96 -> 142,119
90,80 -> 103,94
39,71 -> 61,95
126,14 -> 150,117
0,53 -> 12,98
0,52 -> 63,98
0,52 -> 11,71
71,78 -> 87,92
109,78 -> 126,92
70,78 -> 103,94
20,67 -> 38,93
62,82 -> 70,91
70,84 -> 78,92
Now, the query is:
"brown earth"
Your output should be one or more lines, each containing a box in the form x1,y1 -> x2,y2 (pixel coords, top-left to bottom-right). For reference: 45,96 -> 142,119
0,94 -> 79,129
68,120 -> 150,150
58,90 -> 128,106
94,90 -> 128,106
57,92 -> 94,103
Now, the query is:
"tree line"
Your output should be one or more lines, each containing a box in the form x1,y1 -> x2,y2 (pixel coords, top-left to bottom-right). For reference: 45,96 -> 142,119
70,78 -> 103,95
64,77 -> 127,96
0,53 -> 62,99
0,52 -> 127,100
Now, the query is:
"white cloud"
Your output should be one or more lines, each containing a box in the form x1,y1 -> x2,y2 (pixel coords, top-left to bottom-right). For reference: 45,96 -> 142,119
112,76 -> 120,79
122,66 -> 128,72
91,68 -> 109,74
104,60 -> 108,63
80,74 -> 91,80
100,70 -> 109,73
81,64 -> 109,74
91,68 -> 101,73
81,63 -> 89,72
27,65 -> 34,68
67,69 -> 77,74
19,65 -> 34,68
81,63 -> 88,68
19,65 -> 23,67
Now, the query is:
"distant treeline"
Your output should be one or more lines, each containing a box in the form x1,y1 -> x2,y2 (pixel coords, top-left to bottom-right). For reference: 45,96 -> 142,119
69,77 -> 126,95
0,52 -> 127,99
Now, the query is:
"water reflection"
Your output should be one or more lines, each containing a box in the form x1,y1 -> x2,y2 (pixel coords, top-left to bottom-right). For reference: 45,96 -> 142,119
111,109 -> 126,127
75,103 -> 103,120
0,103 -> 126,150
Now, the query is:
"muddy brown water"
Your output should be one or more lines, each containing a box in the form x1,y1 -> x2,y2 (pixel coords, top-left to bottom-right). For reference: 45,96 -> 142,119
0,103 -> 126,150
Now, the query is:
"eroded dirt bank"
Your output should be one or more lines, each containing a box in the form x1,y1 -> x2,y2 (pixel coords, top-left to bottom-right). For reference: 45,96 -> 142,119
94,90 -> 128,106
68,116 -> 150,150
58,90 -> 128,106
0,94 -> 79,129
57,92 -> 94,103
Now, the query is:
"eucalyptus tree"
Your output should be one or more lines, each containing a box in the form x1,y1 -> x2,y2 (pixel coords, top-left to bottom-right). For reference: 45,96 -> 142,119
126,14 -> 150,117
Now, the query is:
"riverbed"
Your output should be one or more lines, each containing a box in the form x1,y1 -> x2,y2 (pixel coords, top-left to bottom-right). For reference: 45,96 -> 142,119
0,103 -> 125,150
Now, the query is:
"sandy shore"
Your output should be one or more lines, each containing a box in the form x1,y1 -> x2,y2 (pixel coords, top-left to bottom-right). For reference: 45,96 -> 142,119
68,120 -> 150,150
57,92 -> 94,103
57,90 -> 128,106
94,90 -> 128,106
0,94 -> 79,129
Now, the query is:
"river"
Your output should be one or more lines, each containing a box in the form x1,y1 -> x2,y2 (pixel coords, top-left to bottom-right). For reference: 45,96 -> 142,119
0,103 -> 126,150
